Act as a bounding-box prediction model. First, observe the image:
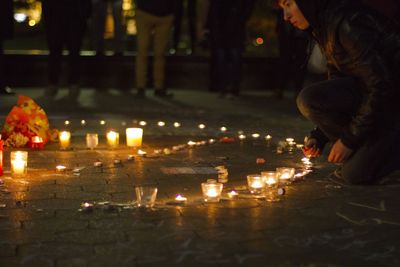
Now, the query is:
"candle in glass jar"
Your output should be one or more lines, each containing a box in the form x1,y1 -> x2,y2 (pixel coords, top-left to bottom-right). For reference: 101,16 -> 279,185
86,133 -> 98,149
276,167 -> 295,184
59,131 -> 71,149
247,174 -> 265,194
11,151 -> 28,177
201,179 -> 223,202
106,131 -> 119,147
126,128 -> 143,147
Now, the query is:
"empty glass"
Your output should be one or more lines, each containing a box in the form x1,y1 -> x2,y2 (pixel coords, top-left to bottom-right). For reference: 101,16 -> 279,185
135,186 -> 158,208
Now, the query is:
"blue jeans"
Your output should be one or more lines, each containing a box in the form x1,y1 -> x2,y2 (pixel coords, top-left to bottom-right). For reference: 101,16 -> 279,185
297,77 -> 400,184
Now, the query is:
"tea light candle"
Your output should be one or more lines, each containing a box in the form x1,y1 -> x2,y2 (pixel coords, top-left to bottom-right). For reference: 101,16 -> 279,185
198,124 -> 206,129
31,136 -> 44,149
157,121 -> 165,127
11,151 -> 28,177
80,120 -> 86,126
220,126 -> 227,132
201,179 -> 223,202
137,149 -> 147,156
187,141 -> 196,147
247,174 -> 265,194
239,134 -> 246,140
265,135 -> 272,141
106,131 -> 119,147
175,194 -> 187,202
56,165 -> 67,172
252,133 -> 260,139
126,128 -> 143,147
209,139 -> 216,144
59,131 -> 71,149
64,120 -> 70,126
173,122 -> 181,128
276,167 -> 295,184
100,120 -> 106,125
139,121 -> 147,126
86,133 -> 98,149
261,171 -> 278,185
227,190 -> 238,198
80,202 -> 94,211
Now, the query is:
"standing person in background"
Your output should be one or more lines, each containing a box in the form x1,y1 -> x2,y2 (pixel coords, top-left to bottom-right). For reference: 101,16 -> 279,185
92,0 -> 124,56
134,0 -> 176,98
0,0 -> 15,95
171,0 -> 197,55
208,0 -> 255,99
41,0 -> 92,101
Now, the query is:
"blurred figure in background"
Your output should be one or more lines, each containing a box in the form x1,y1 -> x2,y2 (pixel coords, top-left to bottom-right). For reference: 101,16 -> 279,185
91,0 -> 124,56
0,0 -> 15,95
208,0 -> 255,99
134,0 -> 176,98
275,9 -> 309,99
41,0 -> 92,101
171,0 -> 197,55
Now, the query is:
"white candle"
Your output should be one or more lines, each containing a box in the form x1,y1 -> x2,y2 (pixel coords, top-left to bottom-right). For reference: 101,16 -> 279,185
106,131 -> 119,147
59,131 -> 71,149
11,151 -> 28,177
126,128 -> 143,147
86,133 -> 98,149
175,194 -> 187,202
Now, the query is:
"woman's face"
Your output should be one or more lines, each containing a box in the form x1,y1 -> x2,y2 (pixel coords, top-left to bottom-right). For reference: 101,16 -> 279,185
279,0 -> 310,30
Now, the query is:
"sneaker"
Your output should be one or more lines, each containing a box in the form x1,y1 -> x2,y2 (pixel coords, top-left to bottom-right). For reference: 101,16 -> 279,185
154,89 -> 173,98
0,86 -> 15,95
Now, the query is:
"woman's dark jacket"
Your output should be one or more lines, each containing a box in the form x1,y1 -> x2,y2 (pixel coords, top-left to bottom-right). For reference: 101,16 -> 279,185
135,0 -> 176,16
297,0 -> 400,149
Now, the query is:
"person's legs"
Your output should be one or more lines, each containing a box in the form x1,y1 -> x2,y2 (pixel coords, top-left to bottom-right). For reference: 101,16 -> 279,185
296,77 -> 362,141
92,0 -> 107,54
215,48 -> 228,95
172,0 -> 183,53
153,14 -> 174,93
135,9 -> 153,93
66,16 -> 87,100
229,47 -> 243,96
187,0 -> 197,53
341,129 -> 400,184
111,0 -> 124,54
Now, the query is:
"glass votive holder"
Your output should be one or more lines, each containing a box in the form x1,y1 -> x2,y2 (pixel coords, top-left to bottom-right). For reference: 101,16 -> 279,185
135,186 -> 158,208
276,167 -> 295,185
106,131 -> 119,148
86,133 -> 98,149
59,131 -> 71,150
247,174 -> 265,194
201,179 -> 223,202
261,171 -> 280,202
11,151 -> 28,177
126,128 -> 143,147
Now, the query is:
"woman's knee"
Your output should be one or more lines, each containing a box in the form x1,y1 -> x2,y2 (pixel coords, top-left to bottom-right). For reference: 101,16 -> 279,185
296,85 -> 319,118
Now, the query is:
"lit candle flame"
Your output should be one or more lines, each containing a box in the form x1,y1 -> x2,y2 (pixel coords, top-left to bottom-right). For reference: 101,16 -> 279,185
174,122 -> 181,128
175,194 -> 187,202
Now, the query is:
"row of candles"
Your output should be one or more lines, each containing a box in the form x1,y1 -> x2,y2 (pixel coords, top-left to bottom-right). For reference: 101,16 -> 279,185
59,128 -> 144,149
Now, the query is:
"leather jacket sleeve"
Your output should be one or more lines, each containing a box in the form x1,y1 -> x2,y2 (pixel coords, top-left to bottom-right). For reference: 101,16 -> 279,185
336,16 -> 396,149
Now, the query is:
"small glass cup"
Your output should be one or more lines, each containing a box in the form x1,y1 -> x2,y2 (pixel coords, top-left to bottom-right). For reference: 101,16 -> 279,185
276,167 -> 295,185
201,179 -> 223,202
11,151 -> 28,177
261,171 -> 280,202
135,186 -> 158,208
247,174 -> 265,194
86,133 -> 98,150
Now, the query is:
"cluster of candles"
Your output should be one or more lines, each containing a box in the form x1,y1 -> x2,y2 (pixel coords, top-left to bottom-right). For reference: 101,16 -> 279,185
59,128 -> 143,150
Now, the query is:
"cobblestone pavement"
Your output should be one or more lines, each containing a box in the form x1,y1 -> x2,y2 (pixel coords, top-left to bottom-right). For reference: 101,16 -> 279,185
0,88 -> 399,267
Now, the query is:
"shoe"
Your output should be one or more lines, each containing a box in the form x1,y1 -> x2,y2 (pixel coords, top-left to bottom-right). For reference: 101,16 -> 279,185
0,86 -> 15,95
136,88 -> 145,98
154,89 -> 173,98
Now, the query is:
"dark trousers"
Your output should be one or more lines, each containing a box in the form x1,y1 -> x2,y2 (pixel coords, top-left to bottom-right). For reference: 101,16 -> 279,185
43,9 -> 87,85
0,40 -> 5,89
211,47 -> 243,95
297,77 -> 400,184
173,0 -> 197,51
